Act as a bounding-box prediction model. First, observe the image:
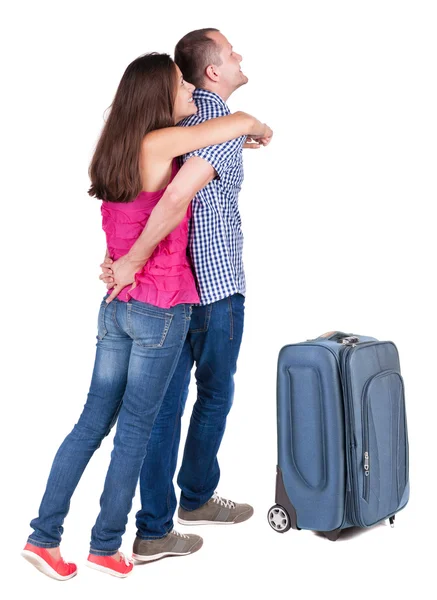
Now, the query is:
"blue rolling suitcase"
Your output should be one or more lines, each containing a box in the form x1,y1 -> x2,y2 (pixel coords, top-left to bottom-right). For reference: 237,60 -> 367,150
268,331 -> 410,541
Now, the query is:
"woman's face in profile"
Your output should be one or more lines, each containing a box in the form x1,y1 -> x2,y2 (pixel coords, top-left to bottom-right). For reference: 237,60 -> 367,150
173,65 -> 197,123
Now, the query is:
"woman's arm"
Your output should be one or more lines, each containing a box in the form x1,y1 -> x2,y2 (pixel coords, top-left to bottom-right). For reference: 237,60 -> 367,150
143,112 -> 272,161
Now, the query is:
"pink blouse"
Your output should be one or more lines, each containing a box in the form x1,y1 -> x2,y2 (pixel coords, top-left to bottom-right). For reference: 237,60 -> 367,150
101,160 -> 200,308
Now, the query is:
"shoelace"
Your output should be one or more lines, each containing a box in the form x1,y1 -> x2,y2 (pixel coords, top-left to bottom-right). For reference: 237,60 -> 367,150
53,554 -> 71,567
173,530 -> 189,539
212,491 -> 236,508
119,552 -> 133,566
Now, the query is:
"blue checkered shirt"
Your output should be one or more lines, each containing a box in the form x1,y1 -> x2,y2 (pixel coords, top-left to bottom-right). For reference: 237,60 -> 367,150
179,89 -> 246,305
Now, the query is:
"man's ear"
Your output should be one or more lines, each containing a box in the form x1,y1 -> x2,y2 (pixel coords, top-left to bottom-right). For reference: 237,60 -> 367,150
205,64 -> 220,83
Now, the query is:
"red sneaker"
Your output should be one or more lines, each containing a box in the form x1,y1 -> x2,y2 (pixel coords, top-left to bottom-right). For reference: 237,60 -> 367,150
21,543 -> 77,581
86,552 -> 133,578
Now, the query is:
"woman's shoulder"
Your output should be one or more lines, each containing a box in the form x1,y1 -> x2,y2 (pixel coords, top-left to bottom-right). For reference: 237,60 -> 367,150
142,126 -> 177,152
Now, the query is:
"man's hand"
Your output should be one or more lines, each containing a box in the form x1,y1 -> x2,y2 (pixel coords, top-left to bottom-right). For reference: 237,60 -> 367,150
99,254 -> 145,303
243,136 -> 261,149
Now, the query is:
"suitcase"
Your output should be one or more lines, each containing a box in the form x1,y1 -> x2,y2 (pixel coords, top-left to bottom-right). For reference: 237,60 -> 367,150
268,331 -> 410,541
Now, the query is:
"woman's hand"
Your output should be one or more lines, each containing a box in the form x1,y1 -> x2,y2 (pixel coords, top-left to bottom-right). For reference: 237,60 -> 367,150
251,124 -> 273,146
100,255 -> 115,288
243,125 -> 273,149
99,254 -> 145,303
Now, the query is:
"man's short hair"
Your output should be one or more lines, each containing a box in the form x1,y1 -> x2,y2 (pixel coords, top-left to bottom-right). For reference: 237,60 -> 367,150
175,28 -> 222,88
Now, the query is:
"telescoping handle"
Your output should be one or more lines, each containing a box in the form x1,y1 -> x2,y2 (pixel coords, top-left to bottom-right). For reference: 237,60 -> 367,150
315,331 -> 360,345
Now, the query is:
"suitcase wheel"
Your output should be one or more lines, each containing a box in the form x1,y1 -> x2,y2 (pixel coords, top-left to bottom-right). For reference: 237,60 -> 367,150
268,505 -> 291,533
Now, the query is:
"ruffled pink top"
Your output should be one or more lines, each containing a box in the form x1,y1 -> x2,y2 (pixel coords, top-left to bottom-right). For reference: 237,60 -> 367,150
101,160 -> 200,308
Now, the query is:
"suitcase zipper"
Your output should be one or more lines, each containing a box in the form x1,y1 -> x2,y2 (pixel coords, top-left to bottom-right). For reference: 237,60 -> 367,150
340,343 -> 381,527
361,369 -> 405,507
363,451 -> 370,501
340,345 -> 363,526
362,381 -> 371,503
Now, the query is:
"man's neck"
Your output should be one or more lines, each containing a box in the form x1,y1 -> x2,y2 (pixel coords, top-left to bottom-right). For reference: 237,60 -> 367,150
200,84 -> 231,102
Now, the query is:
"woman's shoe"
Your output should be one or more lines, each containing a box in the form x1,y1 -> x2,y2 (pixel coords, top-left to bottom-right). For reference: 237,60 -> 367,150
86,552 -> 133,578
21,543 -> 77,581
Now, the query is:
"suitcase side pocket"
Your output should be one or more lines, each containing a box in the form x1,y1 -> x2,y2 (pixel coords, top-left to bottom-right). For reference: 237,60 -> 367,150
360,370 -> 407,524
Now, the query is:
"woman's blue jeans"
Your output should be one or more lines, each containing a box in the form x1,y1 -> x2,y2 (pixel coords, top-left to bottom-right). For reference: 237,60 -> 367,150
28,297 -> 191,555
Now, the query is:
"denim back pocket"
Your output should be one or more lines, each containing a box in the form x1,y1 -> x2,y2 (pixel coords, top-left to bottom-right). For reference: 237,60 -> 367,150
127,302 -> 173,348
189,304 -> 212,333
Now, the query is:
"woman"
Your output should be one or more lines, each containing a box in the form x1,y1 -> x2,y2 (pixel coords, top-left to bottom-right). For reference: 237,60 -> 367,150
22,53 -> 271,580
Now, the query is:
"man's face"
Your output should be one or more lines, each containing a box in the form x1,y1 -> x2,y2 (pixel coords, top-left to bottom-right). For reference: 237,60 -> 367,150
207,31 -> 248,92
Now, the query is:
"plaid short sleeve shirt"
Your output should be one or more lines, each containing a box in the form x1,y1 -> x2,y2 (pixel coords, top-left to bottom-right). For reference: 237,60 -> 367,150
179,89 -> 246,305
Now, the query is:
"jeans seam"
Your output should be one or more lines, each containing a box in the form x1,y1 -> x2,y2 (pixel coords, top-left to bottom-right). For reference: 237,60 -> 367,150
179,494 -> 212,512
205,304 -> 212,331
27,538 -> 60,548
158,314 -> 173,347
228,296 -> 234,340
97,302 -> 108,341
105,398 -> 123,436
190,304 -> 212,333
165,345 -> 192,516
127,302 -> 132,338
181,305 -> 192,340
89,547 -> 119,555
166,402 -> 182,513
112,301 -> 124,333
136,526 -> 173,541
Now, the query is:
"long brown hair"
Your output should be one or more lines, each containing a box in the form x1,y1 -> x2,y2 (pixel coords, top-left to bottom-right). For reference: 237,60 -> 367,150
88,53 -> 177,203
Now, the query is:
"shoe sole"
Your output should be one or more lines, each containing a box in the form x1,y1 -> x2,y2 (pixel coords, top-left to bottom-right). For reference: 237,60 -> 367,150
178,511 -> 253,526
86,561 -> 132,578
21,550 -> 77,581
177,518 -> 235,525
132,539 -> 203,562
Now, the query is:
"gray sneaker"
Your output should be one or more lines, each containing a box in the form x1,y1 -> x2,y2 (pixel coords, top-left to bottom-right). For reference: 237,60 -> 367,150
178,492 -> 254,525
132,530 -> 203,562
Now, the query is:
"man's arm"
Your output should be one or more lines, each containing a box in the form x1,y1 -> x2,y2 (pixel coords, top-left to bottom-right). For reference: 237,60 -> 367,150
131,157 -> 214,263
103,157 -> 215,303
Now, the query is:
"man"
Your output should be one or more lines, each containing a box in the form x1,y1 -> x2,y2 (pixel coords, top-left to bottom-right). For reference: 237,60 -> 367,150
101,29 -> 272,561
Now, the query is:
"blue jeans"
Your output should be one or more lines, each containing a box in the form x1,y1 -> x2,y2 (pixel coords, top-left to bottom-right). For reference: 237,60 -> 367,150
28,297 -> 191,555
135,293 -> 245,539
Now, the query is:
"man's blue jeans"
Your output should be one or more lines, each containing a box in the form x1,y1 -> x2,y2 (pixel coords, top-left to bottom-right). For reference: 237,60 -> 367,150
135,293 -> 245,539
28,298 -> 191,555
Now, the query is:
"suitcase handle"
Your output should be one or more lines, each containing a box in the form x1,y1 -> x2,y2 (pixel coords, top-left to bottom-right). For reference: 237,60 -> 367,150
316,331 -> 359,344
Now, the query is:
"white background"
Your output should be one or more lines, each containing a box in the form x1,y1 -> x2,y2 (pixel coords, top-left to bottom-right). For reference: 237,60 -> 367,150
2,1 -> 436,598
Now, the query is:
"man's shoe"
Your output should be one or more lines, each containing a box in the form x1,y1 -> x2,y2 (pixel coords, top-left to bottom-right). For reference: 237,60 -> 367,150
132,530 -> 203,562
177,491 -> 254,525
